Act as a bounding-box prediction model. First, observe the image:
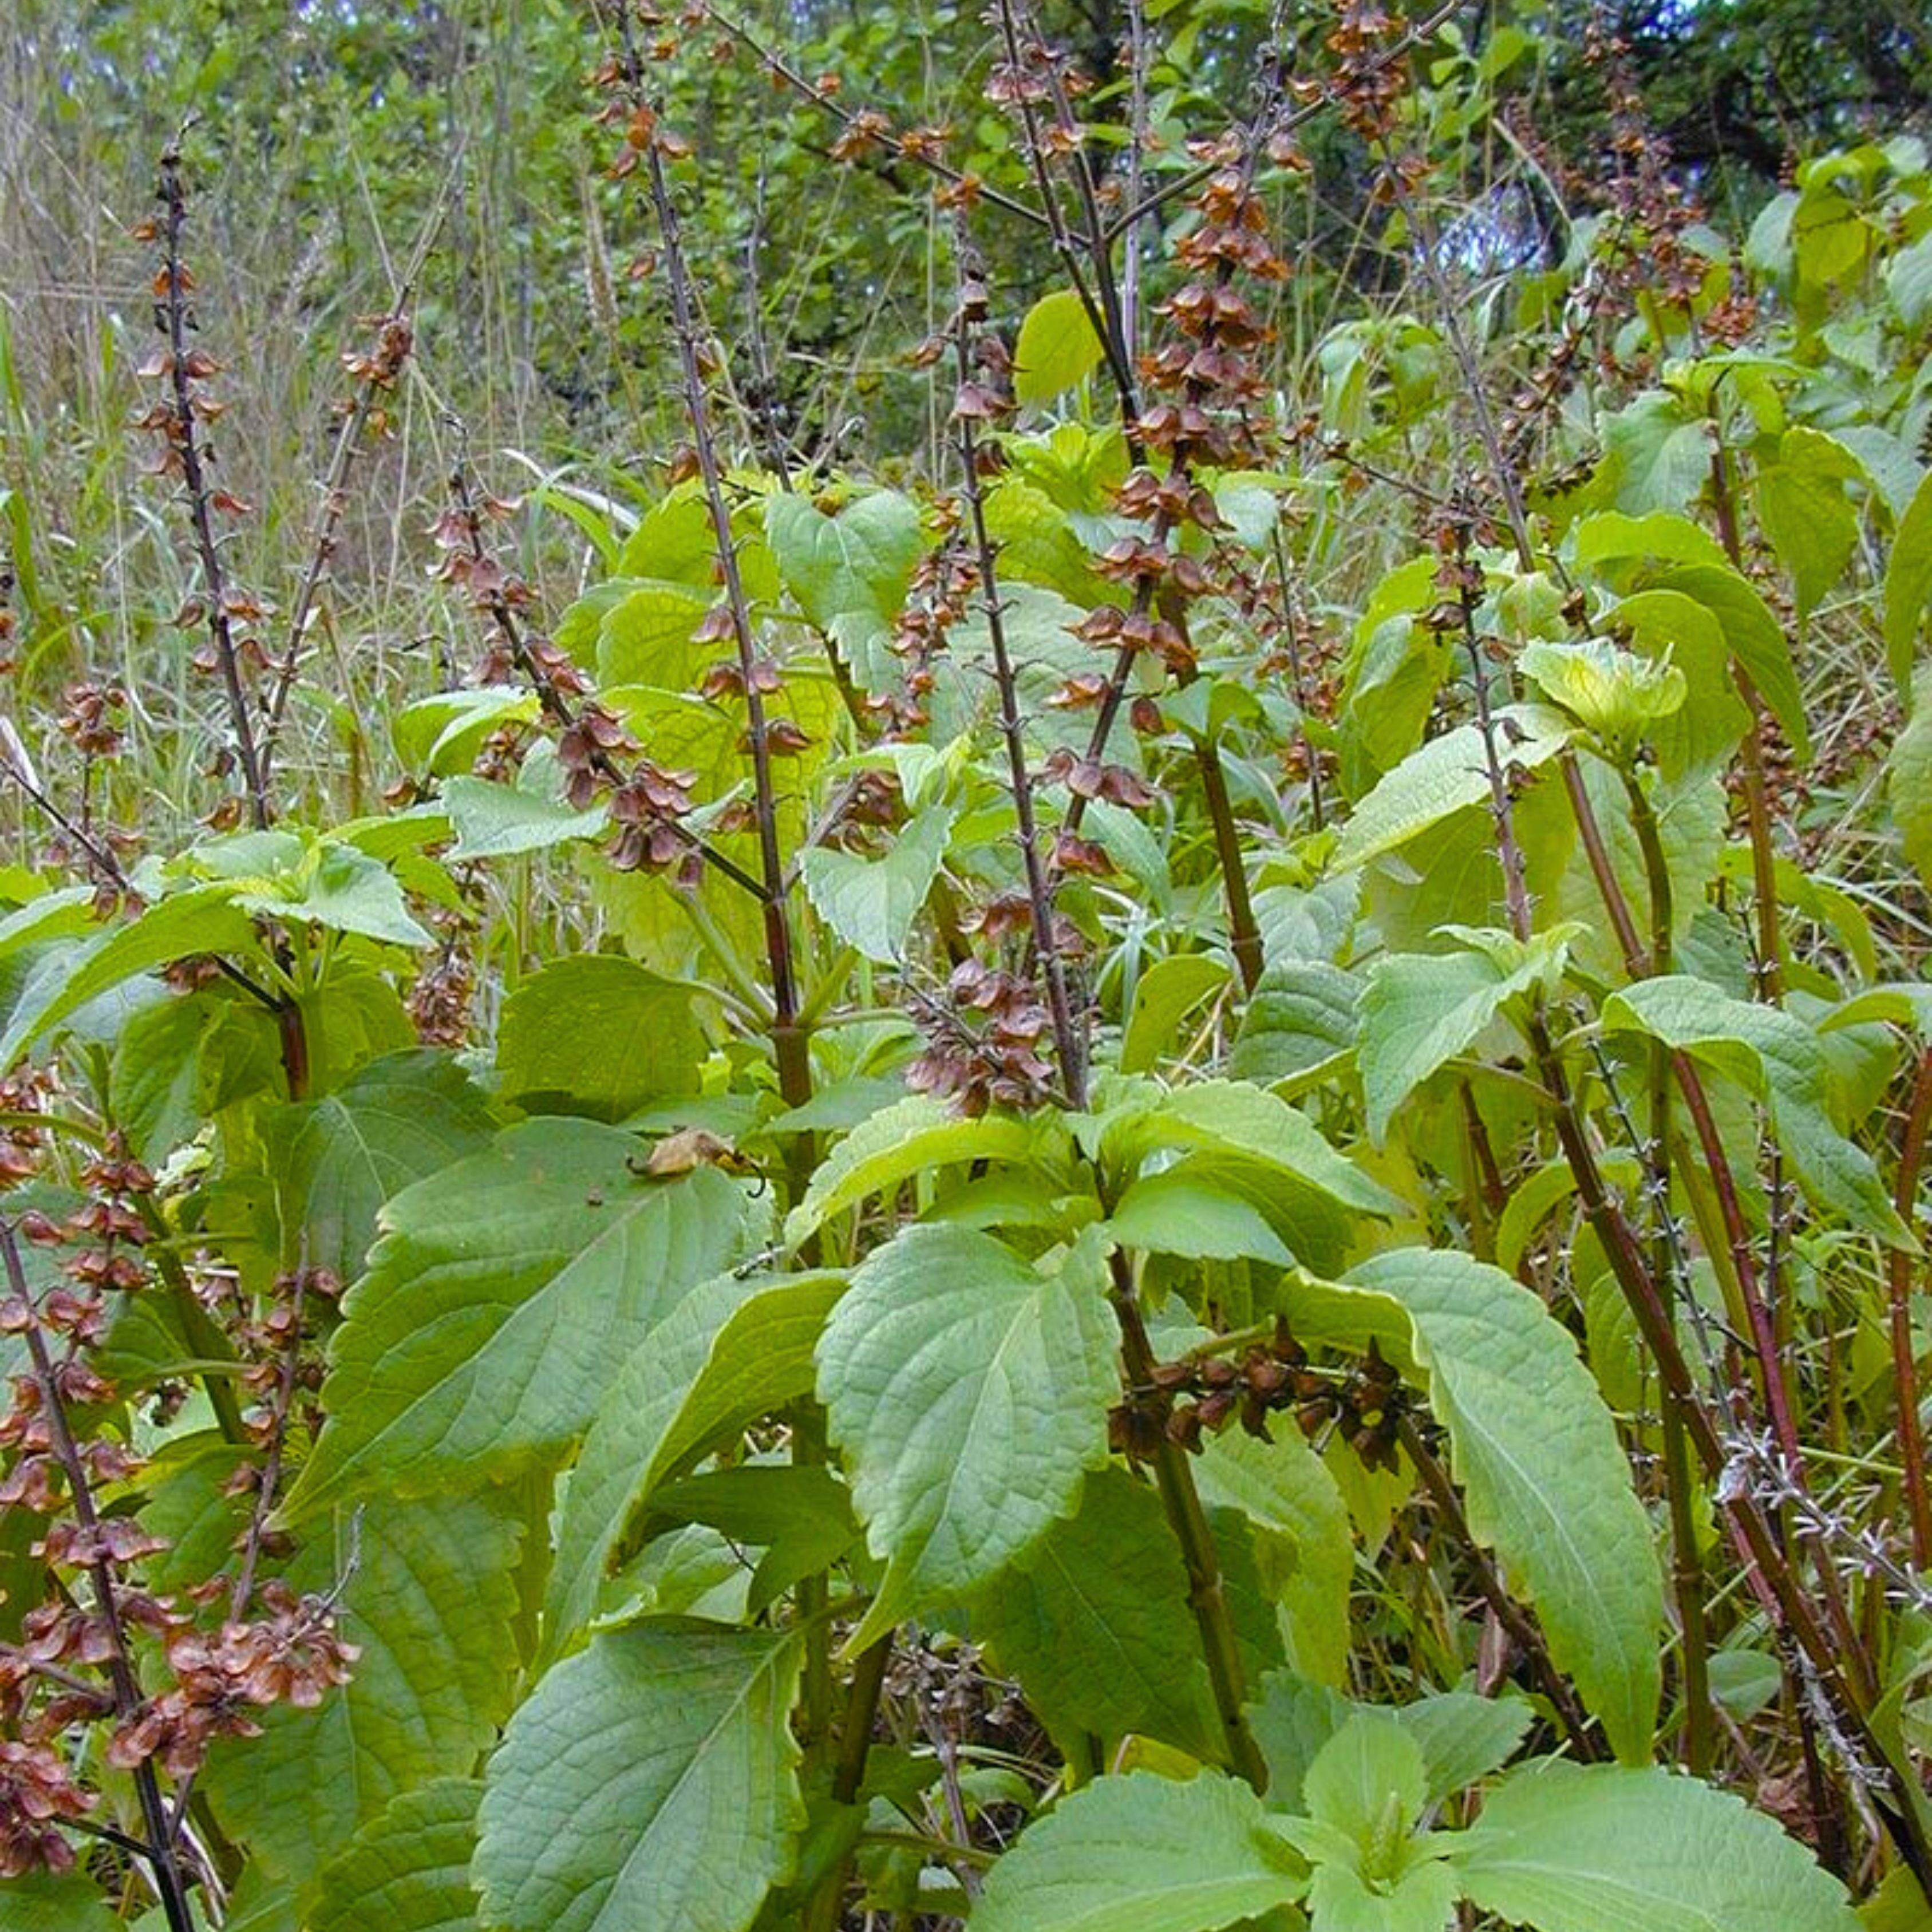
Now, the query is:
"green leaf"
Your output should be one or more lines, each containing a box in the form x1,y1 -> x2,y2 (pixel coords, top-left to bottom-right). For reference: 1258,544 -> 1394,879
1891,669 -> 1932,887
1518,637 -> 1686,740
1195,1425 -> 1353,1687
595,577 -> 715,686
1647,564 -> 1809,764
1014,289 -> 1107,406
442,773 -> 607,859
0,886 -> 258,1068
496,954 -> 705,1116
1570,511 -> 1730,575
647,1464 -> 860,1614
203,1489 -> 523,1887
1396,1691 -> 1533,1800
1602,975 -> 1911,1246
766,489 -> 923,688
971,1771 -> 1307,1932
1755,428 -> 1860,619
1333,705 -> 1574,873
283,1124 -> 762,1520
800,801 -> 958,963
1293,1713 -> 1439,1906
1122,955 -> 1233,1074
817,1222 -> 1117,1649
1105,1080 -> 1400,1223
1888,471 -> 1932,697
965,1465 -> 1223,1761
309,1779 -> 488,1932
1357,930 -> 1568,1144
1598,393 -> 1713,516
476,1621 -> 805,1932
260,1049 -> 494,1280
0,1872 -> 121,1931
1107,1169 -> 1294,1266
614,482 -> 779,599
1229,961 -> 1360,1091
545,1269 -> 846,1658
785,1094 -> 1039,1247
1451,1760 -> 1860,1932
1296,1249 -> 1664,1763
393,686 -> 541,774
234,839 -> 432,948
112,988 -> 282,1163
1605,590 -> 1749,778
1889,229 -> 1932,329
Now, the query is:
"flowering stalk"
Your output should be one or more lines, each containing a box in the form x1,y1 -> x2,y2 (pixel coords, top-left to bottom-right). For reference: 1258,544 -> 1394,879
146,139 -> 271,831
1,1218 -> 195,1927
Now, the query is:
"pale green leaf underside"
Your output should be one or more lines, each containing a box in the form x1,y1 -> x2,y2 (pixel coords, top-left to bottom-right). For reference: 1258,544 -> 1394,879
799,800 -> 958,963
785,1094 -> 1038,1246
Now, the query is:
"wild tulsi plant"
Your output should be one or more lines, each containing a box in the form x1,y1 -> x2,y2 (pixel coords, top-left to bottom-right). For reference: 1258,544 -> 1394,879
1,1 -> 1931,1928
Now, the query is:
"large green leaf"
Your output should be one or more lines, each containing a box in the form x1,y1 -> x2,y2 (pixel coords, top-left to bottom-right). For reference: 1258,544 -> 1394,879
1103,1080 -> 1400,1239
1106,1168 -> 1294,1267
785,1094 -> 1040,1247
1332,705 -> 1574,873
1451,1760 -> 1860,1932
817,1222 -> 1117,1649
495,954 -> 705,1116
544,1269 -> 846,1660
1602,975 -> 1910,1246
765,488 -> 922,689
1598,392 -> 1714,516
1648,563 -> 1809,762
1121,955 -> 1233,1075
971,1771 -> 1307,1932
1570,510 -> 1730,575
1230,961 -> 1361,1090
1892,669 -> 1932,887
594,576 -> 714,686
799,801 -> 958,963
1293,1249 -> 1664,1763
0,886 -> 259,1068
1195,1425 -> 1354,1688
259,1049 -> 494,1279
112,987 -> 282,1163
1357,929 -> 1567,1144
203,1489 -> 523,1888
965,1466 -> 1222,1761
308,1779 -> 488,1932
1014,288 -> 1108,405
0,1873 -> 121,1930
282,1123 -> 762,1520
1755,428 -> 1860,619
475,1621 -> 805,1932
1888,470 -> 1932,696
442,773 -> 607,859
